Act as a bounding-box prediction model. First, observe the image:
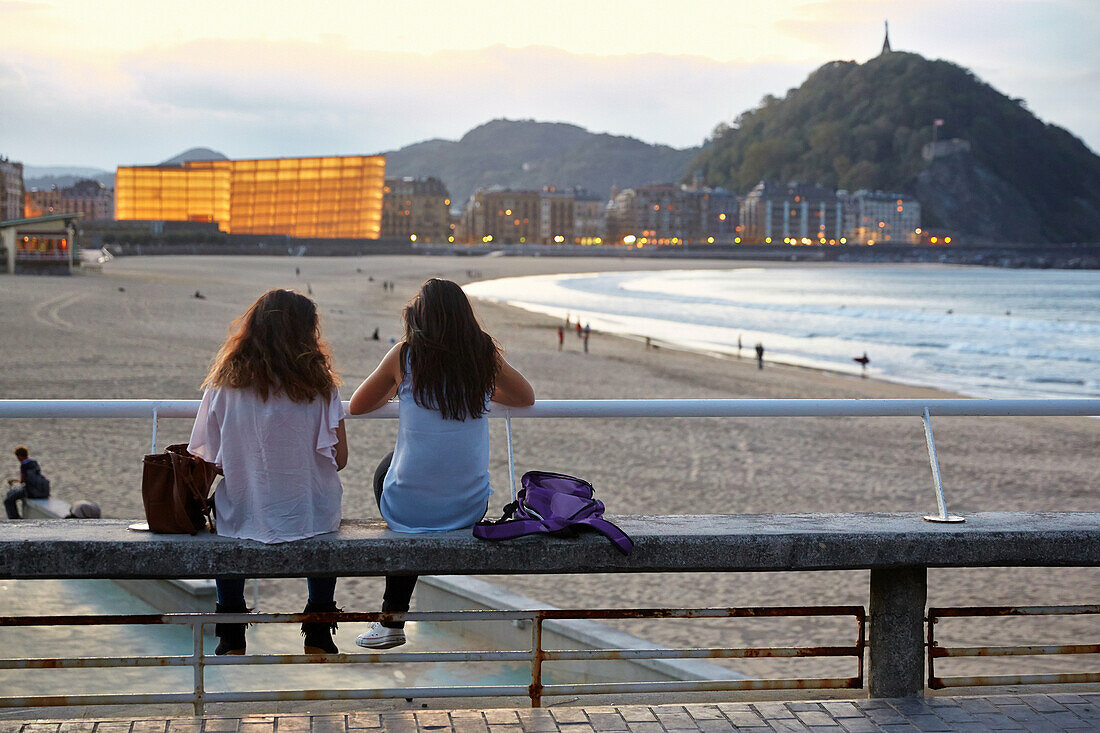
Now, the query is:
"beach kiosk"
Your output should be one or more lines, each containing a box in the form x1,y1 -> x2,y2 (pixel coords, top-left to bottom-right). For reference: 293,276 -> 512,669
0,212 -> 80,274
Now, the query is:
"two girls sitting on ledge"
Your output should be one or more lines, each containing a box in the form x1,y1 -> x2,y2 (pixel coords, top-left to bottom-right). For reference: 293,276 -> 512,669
187,279 -> 534,656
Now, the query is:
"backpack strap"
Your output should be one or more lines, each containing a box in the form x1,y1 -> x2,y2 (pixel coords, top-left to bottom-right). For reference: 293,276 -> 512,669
574,517 -> 634,555
472,518 -> 552,542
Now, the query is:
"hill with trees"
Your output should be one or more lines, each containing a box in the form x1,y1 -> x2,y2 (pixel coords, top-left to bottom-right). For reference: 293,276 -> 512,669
689,51 -> 1100,243
384,119 -> 700,206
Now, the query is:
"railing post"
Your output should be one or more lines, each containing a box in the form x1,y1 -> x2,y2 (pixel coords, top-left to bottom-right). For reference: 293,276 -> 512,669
192,618 -> 205,716
921,408 -> 964,523
505,412 -> 517,502
150,406 -> 159,455
529,612 -> 543,708
868,566 -> 927,698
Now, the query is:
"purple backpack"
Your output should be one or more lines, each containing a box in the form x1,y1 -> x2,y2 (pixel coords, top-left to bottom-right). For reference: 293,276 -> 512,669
473,471 -> 633,555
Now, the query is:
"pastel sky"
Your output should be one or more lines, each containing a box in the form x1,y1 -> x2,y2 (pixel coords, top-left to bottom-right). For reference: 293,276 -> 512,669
2,0 -> 1097,169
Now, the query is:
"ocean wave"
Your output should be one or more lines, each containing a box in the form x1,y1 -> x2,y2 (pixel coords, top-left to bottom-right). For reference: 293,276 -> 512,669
578,277 -> 1100,336
467,268 -> 1100,399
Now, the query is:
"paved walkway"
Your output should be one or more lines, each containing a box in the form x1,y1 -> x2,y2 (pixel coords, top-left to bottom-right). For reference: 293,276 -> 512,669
1,695 -> 1098,733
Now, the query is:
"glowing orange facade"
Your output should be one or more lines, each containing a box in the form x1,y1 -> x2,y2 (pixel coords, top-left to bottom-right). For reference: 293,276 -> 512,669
115,155 -> 385,238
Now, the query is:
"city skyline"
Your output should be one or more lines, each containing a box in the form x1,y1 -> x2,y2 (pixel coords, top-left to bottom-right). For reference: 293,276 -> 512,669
1,0 -> 1097,168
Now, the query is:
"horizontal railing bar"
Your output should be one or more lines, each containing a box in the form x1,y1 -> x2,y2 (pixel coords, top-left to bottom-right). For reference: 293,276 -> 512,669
206,650 -> 533,665
0,606 -> 864,627
0,646 -> 866,670
0,614 -> 174,627
2,398 -> 1098,420
203,685 -> 530,703
0,611 -> 534,626
0,692 -> 196,707
930,605 -> 1100,618
932,644 -> 1100,658
537,605 -> 865,620
932,672 -> 1100,688
0,655 -> 193,669
543,677 -> 863,695
543,645 -> 862,661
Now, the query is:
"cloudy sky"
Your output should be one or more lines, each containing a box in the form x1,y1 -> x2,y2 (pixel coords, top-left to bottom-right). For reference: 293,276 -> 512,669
2,0 -> 1097,169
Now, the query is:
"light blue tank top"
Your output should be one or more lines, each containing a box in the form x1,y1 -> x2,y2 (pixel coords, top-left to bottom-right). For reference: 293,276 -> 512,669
379,358 -> 493,532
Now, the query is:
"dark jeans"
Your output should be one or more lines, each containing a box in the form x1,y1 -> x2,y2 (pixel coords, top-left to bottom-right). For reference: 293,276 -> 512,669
209,494 -> 338,608
375,451 -> 418,629
4,485 -> 27,519
215,577 -> 337,607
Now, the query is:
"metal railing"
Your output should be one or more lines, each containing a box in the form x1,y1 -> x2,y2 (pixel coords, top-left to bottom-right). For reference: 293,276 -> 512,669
2,396 -> 1098,712
928,605 -> 1100,689
3,396 -> 1099,522
0,606 -> 865,715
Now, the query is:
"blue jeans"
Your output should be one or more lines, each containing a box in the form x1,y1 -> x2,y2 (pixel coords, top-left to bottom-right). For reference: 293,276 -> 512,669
216,577 -> 337,607
4,485 -> 27,519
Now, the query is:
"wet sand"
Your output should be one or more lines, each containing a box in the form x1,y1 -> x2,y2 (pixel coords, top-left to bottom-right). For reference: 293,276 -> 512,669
1,255 -> 1096,680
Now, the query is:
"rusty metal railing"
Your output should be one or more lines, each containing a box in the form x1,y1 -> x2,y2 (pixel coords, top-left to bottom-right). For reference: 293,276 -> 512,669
928,604 -> 1100,689
0,605 -> 864,715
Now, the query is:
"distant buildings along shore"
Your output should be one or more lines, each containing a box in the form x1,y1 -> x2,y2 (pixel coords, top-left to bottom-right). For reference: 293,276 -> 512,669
115,155 -> 385,239
2,150 -> 934,247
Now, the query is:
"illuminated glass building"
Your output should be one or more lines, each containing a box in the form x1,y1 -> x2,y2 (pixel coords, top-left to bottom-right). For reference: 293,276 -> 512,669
115,155 -> 385,238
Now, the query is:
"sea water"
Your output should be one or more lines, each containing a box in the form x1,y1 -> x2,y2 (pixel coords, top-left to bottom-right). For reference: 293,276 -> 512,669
465,266 -> 1100,399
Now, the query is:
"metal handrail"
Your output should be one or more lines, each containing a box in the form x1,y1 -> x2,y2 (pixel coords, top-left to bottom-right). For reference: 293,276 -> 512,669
927,604 -> 1100,690
2,397 -> 1098,519
0,605 -> 865,714
1,397 -> 1098,419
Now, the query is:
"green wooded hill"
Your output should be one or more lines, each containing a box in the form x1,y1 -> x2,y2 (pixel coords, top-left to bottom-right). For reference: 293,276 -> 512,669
384,119 -> 700,206
689,51 -> 1100,243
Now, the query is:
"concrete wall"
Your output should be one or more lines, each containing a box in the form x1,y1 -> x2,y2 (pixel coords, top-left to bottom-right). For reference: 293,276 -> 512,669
22,497 -> 218,613
418,576 -> 737,685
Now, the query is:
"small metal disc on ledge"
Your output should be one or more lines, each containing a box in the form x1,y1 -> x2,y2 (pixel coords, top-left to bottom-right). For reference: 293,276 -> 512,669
923,514 -> 965,523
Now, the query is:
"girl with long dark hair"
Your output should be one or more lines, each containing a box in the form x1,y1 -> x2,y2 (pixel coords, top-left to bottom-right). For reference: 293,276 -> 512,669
349,278 -> 534,649
188,289 -> 349,655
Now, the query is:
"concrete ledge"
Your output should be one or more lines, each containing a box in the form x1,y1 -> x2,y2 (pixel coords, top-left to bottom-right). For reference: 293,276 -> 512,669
2,512 -> 1099,580
14,494 -> 219,611
21,498 -> 72,519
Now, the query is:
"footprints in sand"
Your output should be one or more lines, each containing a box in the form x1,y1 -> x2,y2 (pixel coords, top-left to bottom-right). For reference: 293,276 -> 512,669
30,292 -> 86,332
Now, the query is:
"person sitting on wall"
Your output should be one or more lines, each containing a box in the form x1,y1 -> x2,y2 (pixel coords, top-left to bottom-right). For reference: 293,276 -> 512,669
4,446 -> 51,520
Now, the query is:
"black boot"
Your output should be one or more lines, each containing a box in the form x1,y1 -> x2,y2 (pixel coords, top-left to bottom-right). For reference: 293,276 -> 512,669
302,600 -> 341,654
214,601 -> 249,655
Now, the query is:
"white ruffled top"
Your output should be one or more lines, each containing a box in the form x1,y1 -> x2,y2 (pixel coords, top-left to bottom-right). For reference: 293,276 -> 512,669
187,386 -> 344,544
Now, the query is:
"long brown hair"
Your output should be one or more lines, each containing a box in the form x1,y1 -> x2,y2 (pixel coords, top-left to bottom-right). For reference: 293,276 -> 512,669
203,289 -> 339,402
402,278 -> 499,421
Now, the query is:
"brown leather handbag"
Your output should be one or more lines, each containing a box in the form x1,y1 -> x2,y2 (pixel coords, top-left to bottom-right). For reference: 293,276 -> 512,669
141,444 -> 221,534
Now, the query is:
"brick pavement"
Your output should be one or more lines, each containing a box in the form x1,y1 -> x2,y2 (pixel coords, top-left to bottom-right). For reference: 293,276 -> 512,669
0,695 -> 1097,733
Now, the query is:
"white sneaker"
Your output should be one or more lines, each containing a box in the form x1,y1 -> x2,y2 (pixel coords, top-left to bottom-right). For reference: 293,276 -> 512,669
355,622 -> 406,649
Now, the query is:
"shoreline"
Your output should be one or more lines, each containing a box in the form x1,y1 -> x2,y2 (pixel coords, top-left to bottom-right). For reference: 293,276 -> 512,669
465,266 -> 1099,401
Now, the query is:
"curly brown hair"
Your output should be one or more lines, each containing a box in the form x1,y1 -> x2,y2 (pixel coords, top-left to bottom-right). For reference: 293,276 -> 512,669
203,289 -> 339,403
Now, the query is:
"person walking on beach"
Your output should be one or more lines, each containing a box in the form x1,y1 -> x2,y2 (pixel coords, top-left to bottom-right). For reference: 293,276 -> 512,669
854,352 -> 870,376
349,278 -> 534,650
576,321 -> 583,339
4,446 -> 50,520
187,289 -> 349,656
737,334 -> 742,358
755,342 -> 765,370
557,325 -> 564,351
582,323 -> 591,353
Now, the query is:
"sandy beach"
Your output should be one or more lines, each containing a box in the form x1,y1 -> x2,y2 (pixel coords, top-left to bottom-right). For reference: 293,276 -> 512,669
1,255 -> 1096,681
